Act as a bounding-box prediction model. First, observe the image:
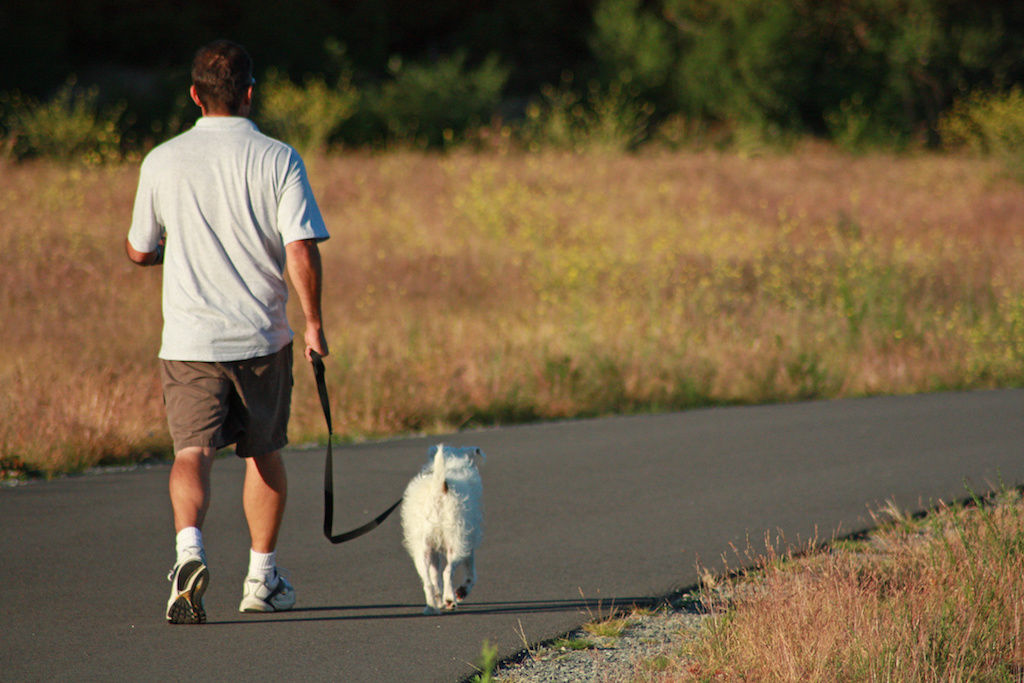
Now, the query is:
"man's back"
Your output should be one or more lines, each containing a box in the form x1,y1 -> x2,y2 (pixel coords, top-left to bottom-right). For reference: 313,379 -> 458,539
130,116 -> 328,362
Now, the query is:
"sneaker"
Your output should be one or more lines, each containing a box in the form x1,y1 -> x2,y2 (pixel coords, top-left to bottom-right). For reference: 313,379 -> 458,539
239,570 -> 296,613
166,556 -> 209,624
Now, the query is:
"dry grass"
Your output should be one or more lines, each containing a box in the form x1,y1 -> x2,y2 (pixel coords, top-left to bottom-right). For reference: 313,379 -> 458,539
637,491 -> 1024,681
2,144 -> 1022,474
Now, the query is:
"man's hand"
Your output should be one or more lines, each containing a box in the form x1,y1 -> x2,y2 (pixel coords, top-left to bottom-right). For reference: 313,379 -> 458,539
303,324 -> 328,362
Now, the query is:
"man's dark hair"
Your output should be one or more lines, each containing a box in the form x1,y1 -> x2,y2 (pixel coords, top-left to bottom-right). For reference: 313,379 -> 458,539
191,40 -> 253,114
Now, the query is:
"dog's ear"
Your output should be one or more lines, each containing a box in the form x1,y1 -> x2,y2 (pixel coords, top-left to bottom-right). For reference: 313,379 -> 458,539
442,445 -> 485,465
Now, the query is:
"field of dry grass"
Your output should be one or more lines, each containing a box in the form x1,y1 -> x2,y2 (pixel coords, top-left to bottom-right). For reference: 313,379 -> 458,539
1,145 -> 1022,474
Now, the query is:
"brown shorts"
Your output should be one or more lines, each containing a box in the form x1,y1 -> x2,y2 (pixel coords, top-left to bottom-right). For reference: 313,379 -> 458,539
160,344 -> 293,458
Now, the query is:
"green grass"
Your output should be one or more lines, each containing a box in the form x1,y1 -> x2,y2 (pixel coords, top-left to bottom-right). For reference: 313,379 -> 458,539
583,615 -> 632,639
551,636 -> 596,651
470,640 -> 499,682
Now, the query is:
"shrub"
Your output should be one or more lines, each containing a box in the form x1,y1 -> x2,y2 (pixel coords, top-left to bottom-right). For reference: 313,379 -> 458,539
371,52 -> 509,148
650,0 -> 1024,149
939,87 -> 1024,176
255,69 -> 358,153
0,79 -> 125,163
589,0 -> 675,95
666,0 -> 811,132
825,94 -> 904,153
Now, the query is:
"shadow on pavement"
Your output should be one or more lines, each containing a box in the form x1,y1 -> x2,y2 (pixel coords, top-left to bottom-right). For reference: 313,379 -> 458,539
208,596 -> 662,625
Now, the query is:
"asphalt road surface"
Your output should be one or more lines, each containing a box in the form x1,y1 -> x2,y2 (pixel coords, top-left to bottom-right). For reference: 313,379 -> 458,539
2,389 -> 1021,682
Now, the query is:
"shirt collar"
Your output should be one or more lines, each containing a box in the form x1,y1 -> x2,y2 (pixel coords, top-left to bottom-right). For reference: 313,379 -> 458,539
194,116 -> 258,131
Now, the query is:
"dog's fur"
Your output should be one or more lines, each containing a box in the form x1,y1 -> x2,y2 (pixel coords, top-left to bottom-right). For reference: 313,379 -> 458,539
400,444 -> 484,614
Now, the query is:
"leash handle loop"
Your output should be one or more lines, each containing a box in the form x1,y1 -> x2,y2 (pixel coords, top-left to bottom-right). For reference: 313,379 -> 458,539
310,350 -> 332,434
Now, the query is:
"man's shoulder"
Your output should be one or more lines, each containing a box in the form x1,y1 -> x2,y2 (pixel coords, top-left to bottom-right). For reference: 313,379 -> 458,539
248,129 -> 310,180
141,126 -> 201,166
216,119 -> 304,169
140,119 -> 305,183
251,128 -> 301,161
146,118 -> 292,149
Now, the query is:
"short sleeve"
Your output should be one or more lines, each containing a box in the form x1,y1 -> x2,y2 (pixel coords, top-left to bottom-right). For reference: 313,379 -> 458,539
278,152 -> 329,245
127,157 -> 164,253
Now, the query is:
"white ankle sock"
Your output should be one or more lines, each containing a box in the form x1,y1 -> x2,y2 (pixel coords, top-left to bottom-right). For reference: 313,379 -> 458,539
248,549 -> 276,583
175,526 -> 204,564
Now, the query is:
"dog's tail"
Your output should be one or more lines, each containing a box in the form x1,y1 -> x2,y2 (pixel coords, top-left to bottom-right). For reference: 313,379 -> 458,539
432,444 -> 448,494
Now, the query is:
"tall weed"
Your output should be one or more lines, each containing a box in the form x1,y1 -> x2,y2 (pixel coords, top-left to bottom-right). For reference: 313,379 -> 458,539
519,76 -> 652,152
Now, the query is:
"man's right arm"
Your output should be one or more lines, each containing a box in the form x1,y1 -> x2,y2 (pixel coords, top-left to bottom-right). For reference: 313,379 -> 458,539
285,238 -> 328,361
125,238 -> 163,266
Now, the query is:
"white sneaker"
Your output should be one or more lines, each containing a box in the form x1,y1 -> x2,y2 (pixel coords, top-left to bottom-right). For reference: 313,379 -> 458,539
238,570 -> 296,613
166,552 -> 209,624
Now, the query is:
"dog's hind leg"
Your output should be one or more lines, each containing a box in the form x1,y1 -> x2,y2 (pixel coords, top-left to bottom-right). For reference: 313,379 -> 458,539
455,551 -> 476,603
441,551 -> 459,610
416,548 -> 443,614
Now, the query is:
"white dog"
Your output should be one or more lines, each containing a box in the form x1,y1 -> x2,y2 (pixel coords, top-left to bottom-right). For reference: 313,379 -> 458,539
401,444 -> 484,614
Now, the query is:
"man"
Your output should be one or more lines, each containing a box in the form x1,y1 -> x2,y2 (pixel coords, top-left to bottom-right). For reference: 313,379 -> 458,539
126,40 -> 329,624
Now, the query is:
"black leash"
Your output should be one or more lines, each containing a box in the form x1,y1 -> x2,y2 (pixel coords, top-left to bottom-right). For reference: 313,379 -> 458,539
310,350 -> 402,544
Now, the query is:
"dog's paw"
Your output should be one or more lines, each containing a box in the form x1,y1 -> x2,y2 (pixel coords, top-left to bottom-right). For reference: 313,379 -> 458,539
456,586 -> 468,601
423,605 -> 442,616
444,599 -> 458,611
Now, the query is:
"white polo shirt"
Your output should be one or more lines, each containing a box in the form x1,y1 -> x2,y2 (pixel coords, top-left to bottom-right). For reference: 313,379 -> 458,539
128,117 -> 329,362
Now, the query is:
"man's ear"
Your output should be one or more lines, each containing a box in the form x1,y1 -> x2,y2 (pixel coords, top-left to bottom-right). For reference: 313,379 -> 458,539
239,85 -> 253,115
189,85 -> 204,112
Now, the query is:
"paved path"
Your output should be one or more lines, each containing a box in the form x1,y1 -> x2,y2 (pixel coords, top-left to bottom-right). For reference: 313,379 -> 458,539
2,390 -> 1021,682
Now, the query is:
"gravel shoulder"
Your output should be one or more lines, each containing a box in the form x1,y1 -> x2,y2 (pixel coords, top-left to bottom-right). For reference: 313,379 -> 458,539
487,591 -> 714,682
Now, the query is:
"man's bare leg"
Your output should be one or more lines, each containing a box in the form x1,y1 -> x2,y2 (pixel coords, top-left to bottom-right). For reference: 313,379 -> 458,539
238,451 -> 295,612
169,446 -> 215,531
166,446 -> 214,624
243,451 -> 287,553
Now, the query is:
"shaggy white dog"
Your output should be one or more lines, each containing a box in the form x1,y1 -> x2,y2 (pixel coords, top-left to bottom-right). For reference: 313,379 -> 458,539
401,444 -> 484,614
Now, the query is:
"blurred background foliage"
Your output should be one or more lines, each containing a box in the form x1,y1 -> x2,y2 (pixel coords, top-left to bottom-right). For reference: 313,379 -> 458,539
1,0 -> 1023,158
